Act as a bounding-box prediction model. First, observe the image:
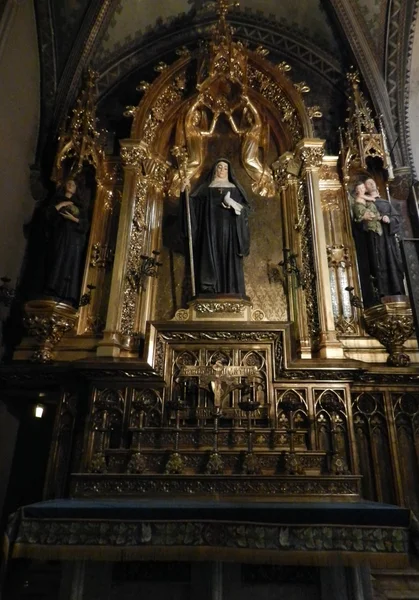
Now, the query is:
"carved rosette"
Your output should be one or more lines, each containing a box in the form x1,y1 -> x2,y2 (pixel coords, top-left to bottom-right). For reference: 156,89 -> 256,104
23,300 -> 78,363
364,301 -> 414,367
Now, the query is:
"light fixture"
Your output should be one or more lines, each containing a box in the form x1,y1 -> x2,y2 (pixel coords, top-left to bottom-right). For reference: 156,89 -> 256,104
34,404 -> 45,419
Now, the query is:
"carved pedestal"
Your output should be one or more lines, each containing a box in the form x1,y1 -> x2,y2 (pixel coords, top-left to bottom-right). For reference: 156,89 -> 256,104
173,296 -> 265,322
23,300 -> 79,362
364,299 -> 414,366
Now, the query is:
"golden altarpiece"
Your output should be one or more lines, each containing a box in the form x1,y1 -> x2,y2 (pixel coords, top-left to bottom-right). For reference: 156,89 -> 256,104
4,3 -> 419,574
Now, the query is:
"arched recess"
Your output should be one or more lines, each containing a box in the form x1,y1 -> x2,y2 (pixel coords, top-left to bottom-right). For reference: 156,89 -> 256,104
98,34 -> 342,361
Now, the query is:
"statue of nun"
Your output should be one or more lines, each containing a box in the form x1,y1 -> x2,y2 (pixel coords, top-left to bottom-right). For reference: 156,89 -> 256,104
182,159 -> 250,296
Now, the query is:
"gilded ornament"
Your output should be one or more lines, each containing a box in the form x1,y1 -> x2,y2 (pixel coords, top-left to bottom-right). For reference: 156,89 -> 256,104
227,94 -> 276,197
284,452 -> 305,475
242,453 -> 262,474
174,308 -> 189,321
334,316 -> 357,335
52,68 -> 105,184
277,61 -> 291,73
154,61 -> 168,72
120,145 -> 149,169
319,164 -> 339,181
307,106 -> 323,119
90,243 -> 101,267
321,190 -> 340,212
327,245 -> 350,268
295,182 -> 320,344
176,46 -> 191,58
123,105 -> 137,118
205,452 -> 224,474
247,66 -> 302,144
126,452 -> 147,474
330,454 -> 349,475
72,474 -> 361,498
23,300 -> 78,363
251,309 -> 265,321
255,45 -> 269,56
88,452 -> 107,474
142,73 -> 186,145
364,301 -> 414,367
121,178 -> 148,335
299,146 -> 324,169
294,82 -> 310,93
136,81 -> 150,92
165,452 -> 185,474
194,301 -> 247,314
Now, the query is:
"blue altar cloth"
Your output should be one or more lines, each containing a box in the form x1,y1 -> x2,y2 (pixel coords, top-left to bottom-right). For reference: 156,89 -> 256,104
3,498 -> 411,568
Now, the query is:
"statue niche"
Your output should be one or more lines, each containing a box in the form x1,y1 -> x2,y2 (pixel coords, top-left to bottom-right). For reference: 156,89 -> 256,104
114,11 -> 323,351
161,84 -> 284,315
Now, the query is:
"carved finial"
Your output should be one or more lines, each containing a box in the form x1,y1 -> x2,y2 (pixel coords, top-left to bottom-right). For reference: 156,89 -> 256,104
205,0 -> 239,40
277,61 -> 291,73
307,106 -> 323,119
215,0 -> 239,18
123,106 -> 137,119
347,67 -> 360,87
154,61 -> 168,73
294,81 -> 310,94
255,45 -> 269,57
136,81 -> 150,93
52,66 -> 105,182
176,46 -> 191,58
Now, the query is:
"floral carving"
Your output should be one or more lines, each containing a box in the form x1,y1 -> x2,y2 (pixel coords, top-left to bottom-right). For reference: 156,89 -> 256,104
126,452 -> 147,474
299,146 -> 324,169
23,301 -> 78,362
120,145 -> 149,168
194,301 -> 247,314
205,452 -> 224,475
364,302 -> 414,366
165,452 -> 185,474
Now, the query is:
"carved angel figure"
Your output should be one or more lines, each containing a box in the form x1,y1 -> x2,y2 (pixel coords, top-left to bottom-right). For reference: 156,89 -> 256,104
228,95 -> 276,197
170,94 -> 219,196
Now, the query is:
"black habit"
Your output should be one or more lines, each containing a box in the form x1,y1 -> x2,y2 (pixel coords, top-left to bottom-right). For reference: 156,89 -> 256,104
372,197 -> 404,296
183,160 -> 250,296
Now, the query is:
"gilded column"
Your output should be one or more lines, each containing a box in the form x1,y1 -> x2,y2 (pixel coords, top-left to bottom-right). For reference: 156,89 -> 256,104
273,153 -> 312,358
296,139 -> 344,359
133,158 -> 167,339
97,140 -> 146,356
77,158 -> 120,336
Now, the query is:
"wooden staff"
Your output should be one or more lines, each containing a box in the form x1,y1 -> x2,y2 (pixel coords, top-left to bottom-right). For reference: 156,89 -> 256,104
183,181 -> 196,297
